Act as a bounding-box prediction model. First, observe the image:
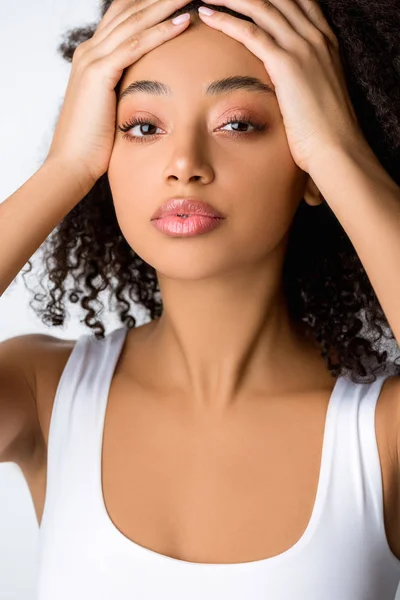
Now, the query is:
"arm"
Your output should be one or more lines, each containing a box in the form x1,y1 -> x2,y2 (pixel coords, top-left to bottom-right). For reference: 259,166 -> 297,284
0,159 -> 95,297
308,140 -> 400,348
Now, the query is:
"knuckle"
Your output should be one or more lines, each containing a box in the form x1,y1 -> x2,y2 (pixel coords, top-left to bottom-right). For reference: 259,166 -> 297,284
127,34 -> 141,50
244,21 -> 260,38
312,29 -> 330,49
156,20 -> 171,35
327,33 -> 340,51
73,53 -> 90,73
259,0 -> 273,9
297,38 -> 317,59
333,32 -> 340,47
75,45 -> 97,71
333,39 -> 340,51
127,8 -> 144,25
115,0 -> 134,7
73,40 -> 89,61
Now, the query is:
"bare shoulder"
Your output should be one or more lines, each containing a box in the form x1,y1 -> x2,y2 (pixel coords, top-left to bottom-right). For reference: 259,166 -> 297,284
386,375 -> 400,457
14,332 -> 77,395
25,334 -> 77,447
375,374 -> 400,472
25,331 -> 77,358
379,374 -> 400,429
0,333 -> 75,467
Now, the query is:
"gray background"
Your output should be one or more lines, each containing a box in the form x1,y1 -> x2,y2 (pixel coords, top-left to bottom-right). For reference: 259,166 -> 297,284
0,0 -> 399,598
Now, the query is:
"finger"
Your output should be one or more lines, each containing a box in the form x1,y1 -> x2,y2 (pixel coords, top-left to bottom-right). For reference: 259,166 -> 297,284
198,8 -> 283,60
93,0 -> 157,43
87,0 -> 191,57
94,0 -> 134,37
291,0 -> 339,48
203,0 -> 336,49
94,13 -> 191,92
200,6 -> 299,58
258,0 -> 330,45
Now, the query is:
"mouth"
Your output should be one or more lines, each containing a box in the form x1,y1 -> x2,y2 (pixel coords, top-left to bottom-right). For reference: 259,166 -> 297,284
151,198 -> 225,221
151,212 -> 225,236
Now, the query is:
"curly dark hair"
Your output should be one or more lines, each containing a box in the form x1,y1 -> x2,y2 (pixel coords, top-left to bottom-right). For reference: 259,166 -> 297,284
22,0 -> 400,384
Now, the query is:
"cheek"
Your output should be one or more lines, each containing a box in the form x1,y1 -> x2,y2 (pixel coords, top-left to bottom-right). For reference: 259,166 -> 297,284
108,146 -> 137,192
234,197 -> 297,257
108,153 -> 145,215
229,168 -> 304,256
107,159 -> 149,250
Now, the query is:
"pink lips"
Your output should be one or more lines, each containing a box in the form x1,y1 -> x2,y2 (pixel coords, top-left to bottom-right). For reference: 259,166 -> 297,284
151,214 -> 224,237
151,198 -> 225,221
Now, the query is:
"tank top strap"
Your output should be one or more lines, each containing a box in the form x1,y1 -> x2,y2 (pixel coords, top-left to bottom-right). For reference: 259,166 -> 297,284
39,326 -> 129,537
355,374 -> 396,530
322,373 -> 400,569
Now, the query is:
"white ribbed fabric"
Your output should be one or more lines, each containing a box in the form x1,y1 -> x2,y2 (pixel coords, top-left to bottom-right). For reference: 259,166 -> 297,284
36,325 -> 400,599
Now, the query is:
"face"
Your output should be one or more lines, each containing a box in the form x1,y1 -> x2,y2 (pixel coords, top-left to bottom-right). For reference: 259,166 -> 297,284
108,14 -> 310,281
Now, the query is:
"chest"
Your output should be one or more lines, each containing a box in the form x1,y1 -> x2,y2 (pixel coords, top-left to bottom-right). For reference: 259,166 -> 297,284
31,347 -> 400,565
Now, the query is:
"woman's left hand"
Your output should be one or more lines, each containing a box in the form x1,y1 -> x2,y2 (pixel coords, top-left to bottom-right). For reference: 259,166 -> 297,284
197,0 -> 366,174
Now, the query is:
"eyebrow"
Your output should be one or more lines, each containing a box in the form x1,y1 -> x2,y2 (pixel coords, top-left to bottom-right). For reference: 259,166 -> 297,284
118,75 -> 276,102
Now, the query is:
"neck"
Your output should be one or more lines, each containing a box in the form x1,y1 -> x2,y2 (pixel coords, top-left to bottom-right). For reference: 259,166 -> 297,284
142,271 -> 327,414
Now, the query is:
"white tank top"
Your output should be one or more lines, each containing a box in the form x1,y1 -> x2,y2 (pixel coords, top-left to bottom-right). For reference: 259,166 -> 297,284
36,325 -> 400,599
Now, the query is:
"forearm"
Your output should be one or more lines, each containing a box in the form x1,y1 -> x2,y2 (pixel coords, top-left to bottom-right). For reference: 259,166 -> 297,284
309,141 -> 400,347
0,159 -> 95,297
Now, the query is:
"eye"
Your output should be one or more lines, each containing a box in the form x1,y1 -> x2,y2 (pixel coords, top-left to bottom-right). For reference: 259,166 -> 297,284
218,112 -> 266,137
118,116 -> 161,143
117,112 -> 267,144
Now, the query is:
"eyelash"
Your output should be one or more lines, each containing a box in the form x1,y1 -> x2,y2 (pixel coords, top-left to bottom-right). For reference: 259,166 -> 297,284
117,113 -> 267,144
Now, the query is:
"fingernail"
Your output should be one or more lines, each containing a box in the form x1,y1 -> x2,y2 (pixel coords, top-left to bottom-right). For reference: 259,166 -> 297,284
198,6 -> 215,16
172,13 -> 190,25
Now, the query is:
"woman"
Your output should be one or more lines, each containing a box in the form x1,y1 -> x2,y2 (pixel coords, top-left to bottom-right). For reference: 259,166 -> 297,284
1,0 -> 400,598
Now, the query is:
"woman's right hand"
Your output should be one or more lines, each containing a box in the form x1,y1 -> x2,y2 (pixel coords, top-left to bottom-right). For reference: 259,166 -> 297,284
46,0 -> 191,187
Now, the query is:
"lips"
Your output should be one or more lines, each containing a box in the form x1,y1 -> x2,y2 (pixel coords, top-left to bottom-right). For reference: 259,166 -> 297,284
151,198 -> 225,221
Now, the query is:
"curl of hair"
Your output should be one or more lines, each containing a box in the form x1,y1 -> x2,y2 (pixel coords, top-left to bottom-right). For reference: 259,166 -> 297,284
22,0 -> 400,384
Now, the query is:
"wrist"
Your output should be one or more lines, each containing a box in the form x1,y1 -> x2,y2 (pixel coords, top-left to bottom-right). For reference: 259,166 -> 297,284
44,155 -> 99,198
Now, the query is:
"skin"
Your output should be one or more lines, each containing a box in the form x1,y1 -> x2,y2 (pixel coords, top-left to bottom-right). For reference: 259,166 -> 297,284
107,13 -> 334,417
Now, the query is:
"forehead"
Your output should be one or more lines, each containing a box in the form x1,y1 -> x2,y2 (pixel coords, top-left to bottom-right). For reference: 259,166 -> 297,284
117,17 -> 275,101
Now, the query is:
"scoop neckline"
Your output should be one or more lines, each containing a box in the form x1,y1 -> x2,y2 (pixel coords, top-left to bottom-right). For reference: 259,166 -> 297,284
94,325 -> 343,570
